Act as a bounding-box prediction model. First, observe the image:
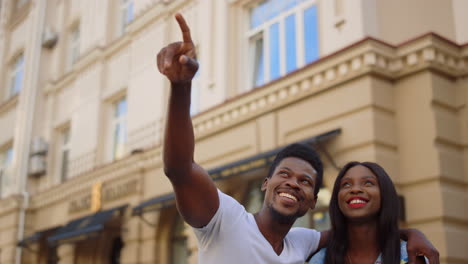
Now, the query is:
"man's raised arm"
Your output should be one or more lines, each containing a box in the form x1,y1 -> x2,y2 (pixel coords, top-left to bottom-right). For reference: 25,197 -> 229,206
157,13 -> 219,228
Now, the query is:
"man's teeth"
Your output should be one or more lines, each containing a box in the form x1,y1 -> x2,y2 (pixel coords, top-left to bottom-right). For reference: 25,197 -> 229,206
279,193 -> 297,201
350,199 -> 367,204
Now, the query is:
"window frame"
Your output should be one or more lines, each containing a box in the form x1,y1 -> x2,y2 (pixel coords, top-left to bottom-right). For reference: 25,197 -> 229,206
245,0 -> 319,88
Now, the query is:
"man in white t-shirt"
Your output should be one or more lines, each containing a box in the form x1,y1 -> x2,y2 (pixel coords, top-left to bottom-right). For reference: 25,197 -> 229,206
156,13 -> 439,264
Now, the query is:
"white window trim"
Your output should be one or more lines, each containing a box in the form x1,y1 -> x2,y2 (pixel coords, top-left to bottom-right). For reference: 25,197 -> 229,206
246,0 -> 318,88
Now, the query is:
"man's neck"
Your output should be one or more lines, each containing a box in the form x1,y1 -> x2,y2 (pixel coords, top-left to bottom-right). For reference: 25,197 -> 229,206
253,209 -> 295,255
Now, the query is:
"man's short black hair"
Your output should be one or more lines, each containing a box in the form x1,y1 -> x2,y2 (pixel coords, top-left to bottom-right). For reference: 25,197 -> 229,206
266,143 -> 323,197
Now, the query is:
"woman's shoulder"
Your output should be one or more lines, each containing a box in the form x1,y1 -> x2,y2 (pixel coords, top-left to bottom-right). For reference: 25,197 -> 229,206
308,248 -> 327,264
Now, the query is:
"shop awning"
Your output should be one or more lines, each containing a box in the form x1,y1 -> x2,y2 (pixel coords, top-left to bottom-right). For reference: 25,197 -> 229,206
48,205 -> 127,245
132,193 -> 175,216
17,227 -> 60,248
132,128 -> 341,216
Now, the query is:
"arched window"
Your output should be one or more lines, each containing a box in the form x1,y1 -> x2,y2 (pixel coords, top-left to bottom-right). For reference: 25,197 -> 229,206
171,215 -> 189,264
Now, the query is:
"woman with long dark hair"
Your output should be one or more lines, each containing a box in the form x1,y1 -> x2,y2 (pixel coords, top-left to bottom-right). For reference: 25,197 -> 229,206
309,161 -> 425,264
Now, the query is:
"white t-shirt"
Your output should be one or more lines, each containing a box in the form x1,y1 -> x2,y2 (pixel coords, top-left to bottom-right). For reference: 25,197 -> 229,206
193,190 -> 321,264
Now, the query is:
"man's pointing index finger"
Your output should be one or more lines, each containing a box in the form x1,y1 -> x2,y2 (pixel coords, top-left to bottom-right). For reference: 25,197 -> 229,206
175,13 -> 193,43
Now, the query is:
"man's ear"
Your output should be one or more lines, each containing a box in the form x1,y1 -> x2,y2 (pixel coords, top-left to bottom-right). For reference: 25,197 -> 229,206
261,177 -> 269,191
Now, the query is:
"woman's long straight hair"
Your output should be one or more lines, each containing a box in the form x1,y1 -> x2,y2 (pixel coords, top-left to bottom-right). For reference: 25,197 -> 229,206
325,161 -> 401,264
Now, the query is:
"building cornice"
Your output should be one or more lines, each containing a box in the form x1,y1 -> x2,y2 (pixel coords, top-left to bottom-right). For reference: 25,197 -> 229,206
191,33 -> 467,139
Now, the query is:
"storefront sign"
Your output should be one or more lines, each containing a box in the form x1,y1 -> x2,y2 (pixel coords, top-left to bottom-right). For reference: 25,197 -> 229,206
102,179 -> 138,202
69,194 -> 91,213
68,179 -> 138,213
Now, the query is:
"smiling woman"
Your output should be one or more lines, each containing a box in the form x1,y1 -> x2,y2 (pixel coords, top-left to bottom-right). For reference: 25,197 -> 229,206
309,162 -> 426,264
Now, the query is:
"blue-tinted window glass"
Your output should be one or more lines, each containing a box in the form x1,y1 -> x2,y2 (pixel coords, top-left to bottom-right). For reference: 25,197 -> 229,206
286,0 -> 300,9
253,37 -> 265,87
267,0 -> 282,21
4,148 -> 13,167
269,22 -> 280,80
285,14 -> 297,73
11,56 -> 24,95
113,122 -> 127,159
13,72 -> 22,95
116,98 -> 127,117
250,0 -> 307,29
250,1 -> 267,28
304,5 -> 319,64
126,1 -> 134,23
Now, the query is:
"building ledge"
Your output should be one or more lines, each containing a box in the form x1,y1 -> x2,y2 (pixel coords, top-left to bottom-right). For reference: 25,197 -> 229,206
0,95 -> 19,116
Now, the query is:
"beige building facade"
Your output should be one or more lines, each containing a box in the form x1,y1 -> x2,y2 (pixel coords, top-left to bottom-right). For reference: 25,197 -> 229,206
0,0 -> 467,263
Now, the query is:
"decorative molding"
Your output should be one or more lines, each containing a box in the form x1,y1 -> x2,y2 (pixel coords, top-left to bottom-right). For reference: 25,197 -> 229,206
7,0 -> 31,30
0,94 -> 18,115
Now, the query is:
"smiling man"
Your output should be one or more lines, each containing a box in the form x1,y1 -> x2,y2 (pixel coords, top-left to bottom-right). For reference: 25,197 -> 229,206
157,13 -> 439,264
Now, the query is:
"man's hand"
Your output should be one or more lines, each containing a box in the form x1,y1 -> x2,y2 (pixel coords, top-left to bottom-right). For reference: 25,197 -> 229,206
404,228 -> 439,264
157,13 -> 198,84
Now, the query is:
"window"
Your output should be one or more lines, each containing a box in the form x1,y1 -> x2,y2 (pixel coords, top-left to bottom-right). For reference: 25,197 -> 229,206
248,0 -> 319,87
171,215 -> 189,264
0,147 -> 14,197
8,54 -> 24,98
67,25 -> 80,70
111,97 -> 127,160
118,0 -> 134,36
58,128 -> 70,182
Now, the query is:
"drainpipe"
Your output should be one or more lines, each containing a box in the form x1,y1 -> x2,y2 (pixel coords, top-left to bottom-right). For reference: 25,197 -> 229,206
15,0 -> 47,263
